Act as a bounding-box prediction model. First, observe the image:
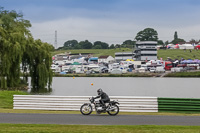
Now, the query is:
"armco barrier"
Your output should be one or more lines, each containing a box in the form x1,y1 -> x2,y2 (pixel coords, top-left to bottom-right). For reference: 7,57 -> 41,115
13,95 -> 158,112
158,97 -> 200,113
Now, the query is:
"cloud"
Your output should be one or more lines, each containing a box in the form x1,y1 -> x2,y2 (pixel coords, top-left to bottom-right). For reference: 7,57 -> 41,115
30,17 -> 141,47
23,0 -> 200,47
30,15 -> 200,48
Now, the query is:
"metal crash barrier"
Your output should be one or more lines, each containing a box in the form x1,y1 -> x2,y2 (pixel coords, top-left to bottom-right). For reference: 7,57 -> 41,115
13,95 -> 158,112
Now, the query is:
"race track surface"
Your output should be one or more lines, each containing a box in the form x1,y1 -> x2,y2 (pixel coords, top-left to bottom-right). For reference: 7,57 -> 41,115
0,113 -> 200,126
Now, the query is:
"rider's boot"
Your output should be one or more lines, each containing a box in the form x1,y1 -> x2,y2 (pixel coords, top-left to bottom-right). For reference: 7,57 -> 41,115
102,104 -> 106,109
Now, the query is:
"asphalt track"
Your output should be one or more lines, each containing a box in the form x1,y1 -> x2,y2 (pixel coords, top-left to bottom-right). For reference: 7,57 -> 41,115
0,113 -> 200,126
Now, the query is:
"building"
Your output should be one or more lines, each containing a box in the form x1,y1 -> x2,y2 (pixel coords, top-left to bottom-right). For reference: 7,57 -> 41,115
98,55 -> 115,63
115,52 -> 135,62
134,41 -> 157,61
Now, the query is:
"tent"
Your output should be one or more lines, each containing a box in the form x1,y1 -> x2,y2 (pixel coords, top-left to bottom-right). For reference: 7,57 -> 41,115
60,72 -> 66,74
71,62 -> 81,65
126,59 -> 134,61
179,44 -> 194,49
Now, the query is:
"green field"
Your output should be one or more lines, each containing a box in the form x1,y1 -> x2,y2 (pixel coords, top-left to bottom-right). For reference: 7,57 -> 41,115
0,90 -> 28,109
165,71 -> 200,77
52,49 -> 200,60
158,49 -> 200,60
0,124 -> 200,133
52,48 -> 132,57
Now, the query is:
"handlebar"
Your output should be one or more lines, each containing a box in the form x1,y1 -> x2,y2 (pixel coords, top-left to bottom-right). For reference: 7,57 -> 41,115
89,97 -> 95,103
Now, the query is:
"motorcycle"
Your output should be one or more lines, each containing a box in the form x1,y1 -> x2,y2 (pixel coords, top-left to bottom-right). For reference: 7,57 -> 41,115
80,97 -> 119,116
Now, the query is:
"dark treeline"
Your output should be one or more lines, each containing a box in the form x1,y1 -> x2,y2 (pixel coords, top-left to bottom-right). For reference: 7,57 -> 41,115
57,40 -> 136,50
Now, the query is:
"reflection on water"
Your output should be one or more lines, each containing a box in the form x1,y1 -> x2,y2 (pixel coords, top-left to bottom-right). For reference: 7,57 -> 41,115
47,77 -> 200,98
29,88 -> 52,95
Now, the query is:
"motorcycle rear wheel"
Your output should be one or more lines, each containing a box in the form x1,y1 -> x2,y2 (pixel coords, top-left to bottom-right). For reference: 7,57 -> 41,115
107,105 -> 119,116
80,104 -> 92,115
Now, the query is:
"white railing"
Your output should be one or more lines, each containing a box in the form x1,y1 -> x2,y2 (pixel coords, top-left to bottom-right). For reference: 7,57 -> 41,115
13,95 -> 158,112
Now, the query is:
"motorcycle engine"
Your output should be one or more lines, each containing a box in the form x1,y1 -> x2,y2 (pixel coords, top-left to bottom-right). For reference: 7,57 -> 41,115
95,103 -> 103,111
95,100 -> 103,111
97,107 -> 103,111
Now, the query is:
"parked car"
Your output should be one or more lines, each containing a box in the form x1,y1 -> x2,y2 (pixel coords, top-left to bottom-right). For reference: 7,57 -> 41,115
155,67 -> 165,73
137,67 -> 145,73
183,67 -> 195,71
101,67 -> 109,73
110,69 -> 122,74
171,67 -> 184,72
149,67 -> 156,73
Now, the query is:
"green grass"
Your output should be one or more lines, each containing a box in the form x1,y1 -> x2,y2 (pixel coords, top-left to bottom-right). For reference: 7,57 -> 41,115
158,49 -> 200,60
2,109 -> 200,116
165,71 -> 200,77
0,124 -> 200,133
2,90 -> 200,116
52,48 -> 200,60
0,90 -> 28,109
52,48 -> 132,57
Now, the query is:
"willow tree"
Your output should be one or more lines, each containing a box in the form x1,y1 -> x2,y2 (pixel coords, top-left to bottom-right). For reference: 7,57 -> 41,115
23,39 -> 53,92
0,7 -> 52,92
0,8 -> 31,88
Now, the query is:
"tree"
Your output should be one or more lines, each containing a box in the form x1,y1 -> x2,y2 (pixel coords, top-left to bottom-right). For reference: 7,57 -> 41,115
109,44 -> 115,49
0,8 -> 31,88
157,40 -> 164,45
23,39 -> 53,92
189,39 -> 199,44
93,41 -> 109,49
0,8 -> 52,92
63,40 -> 78,48
79,40 -> 93,49
122,40 -> 136,48
74,44 -> 81,49
164,41 -> 169,47
135,28 -> 158,41
115,44 -> 121,48
174,31 -> 178,40
171,31 -> 185,44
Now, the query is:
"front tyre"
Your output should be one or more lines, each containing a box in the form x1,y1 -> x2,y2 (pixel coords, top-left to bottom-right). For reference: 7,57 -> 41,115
80,104 -> 92,115
107,105 -> 119,116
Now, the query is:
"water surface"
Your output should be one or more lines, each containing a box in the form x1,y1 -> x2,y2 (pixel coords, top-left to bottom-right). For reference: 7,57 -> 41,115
49,77 -> 200,98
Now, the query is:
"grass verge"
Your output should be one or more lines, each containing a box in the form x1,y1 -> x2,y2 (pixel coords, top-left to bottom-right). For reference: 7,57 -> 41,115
1,109 -> 200,116
52,48 -> 131,57
1,90 -> 200,116
0,90 -> 28,109
1,124 -> 200,133
164,71 -> 200,77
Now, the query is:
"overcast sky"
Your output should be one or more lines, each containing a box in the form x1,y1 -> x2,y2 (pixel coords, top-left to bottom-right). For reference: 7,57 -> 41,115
1,0 -> 200,47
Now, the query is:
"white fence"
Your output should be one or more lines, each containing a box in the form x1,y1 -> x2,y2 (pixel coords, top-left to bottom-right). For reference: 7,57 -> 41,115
13,95 -> 158,112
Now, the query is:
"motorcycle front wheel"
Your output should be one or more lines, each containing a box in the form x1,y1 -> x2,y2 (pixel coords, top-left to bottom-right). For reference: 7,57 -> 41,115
80,104 -> 92,115
107,105 -> 119,116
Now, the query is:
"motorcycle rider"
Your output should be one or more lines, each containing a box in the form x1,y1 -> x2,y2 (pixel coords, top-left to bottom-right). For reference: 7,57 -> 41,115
94,88 -> 110,109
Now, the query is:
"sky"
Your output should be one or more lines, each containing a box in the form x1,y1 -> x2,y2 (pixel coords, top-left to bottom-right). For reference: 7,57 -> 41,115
1,0 -> 200,48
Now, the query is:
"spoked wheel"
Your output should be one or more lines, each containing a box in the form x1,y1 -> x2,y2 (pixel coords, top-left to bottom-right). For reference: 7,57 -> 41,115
107,105 -> 119,116
80,104 -> 92,115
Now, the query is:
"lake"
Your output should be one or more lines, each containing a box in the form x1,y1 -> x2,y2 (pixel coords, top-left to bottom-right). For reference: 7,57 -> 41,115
44,77 -> 200,98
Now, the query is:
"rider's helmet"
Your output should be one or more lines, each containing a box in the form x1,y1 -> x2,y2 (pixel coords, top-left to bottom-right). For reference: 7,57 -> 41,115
97,88 -> 103,95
